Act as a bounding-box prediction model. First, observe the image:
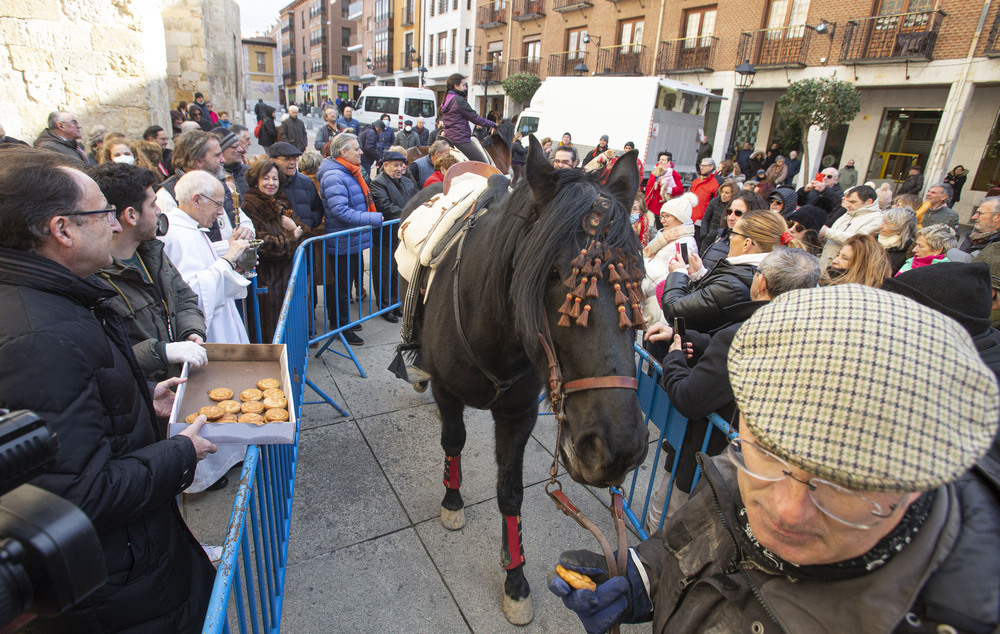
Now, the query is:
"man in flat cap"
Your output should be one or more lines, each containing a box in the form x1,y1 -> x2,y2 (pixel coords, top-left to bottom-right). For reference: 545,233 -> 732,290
550,284 -> 1000,633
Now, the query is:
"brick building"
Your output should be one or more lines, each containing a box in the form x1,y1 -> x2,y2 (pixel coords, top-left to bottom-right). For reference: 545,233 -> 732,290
279,0 -> 360,108
472,0 -> 1000,219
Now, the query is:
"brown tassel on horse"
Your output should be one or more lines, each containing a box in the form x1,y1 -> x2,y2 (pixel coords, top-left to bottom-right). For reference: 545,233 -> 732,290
581,259 -> 595,275
576,304 -> 591,327
629,282 -> 643,305
603,248 -> 612,262
591,258 -> 603,279
570,249 -> 588,269
632,302 -> 645,328
618,305 -> 631,329
586,276 -> 599,298
607,263 -> 621,283
569,296 -> 582,318
563,268 -> 579,289
558,293 -> 574,315
557,313 -> 571,328
573,276 -> 588,298
614,283 -> 627,305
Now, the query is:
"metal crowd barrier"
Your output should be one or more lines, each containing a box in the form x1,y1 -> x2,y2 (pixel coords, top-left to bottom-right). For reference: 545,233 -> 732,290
203,223 -> 401,633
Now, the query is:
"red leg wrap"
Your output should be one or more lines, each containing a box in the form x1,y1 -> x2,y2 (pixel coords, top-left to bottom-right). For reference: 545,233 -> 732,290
501,514 -> 525,570
443,455 -> 462,489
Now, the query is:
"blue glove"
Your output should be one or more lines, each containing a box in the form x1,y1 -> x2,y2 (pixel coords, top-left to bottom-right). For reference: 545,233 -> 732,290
547,549 -> 653,634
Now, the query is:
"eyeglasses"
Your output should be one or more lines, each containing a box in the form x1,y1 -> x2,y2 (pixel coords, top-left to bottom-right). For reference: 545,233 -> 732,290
728,439 -> 906,529
62,206 -> 117,224
822,174 -> 835,180
791,222 -> 806,233
200,195 -> 224,209
726,208 -> 745,217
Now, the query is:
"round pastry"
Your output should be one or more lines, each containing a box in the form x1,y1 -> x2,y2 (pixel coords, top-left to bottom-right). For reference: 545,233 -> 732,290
218,413 -> 239,423
198,406 -> 223,420
239,413 -> 264,425
262,396 -> 287,410
241,400 -> 265,414
218,400 -> 242,414
240,388 -> 263,402
257,378 -> 281,391
185,413 -> 200,423
208,387 -> 233,401
264,408 -> 289,422
262,388 -> 286,400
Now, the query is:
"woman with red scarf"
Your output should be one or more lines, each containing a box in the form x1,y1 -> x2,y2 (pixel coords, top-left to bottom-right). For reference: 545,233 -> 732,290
317,133 -> 383,346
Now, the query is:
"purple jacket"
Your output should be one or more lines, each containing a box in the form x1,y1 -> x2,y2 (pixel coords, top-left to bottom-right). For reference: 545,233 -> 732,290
439,91 -> 494,144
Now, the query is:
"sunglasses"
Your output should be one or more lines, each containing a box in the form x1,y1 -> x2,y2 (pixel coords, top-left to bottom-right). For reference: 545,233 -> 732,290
726,208 -> 745,217
791,222 -> 807,232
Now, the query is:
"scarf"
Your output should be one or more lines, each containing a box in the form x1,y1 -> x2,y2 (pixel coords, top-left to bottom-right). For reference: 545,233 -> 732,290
970,228 -> 999,244
877,233 -> 902,250
735,490 -> 935,582
910,253 -> 947,269
336,157 -> 376,214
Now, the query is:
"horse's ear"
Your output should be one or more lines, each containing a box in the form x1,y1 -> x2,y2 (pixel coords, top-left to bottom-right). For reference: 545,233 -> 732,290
604,149 -> 640,209
525,135 -> 556,205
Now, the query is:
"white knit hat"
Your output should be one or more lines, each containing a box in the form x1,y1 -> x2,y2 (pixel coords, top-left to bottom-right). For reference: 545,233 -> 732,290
660,196 -> 693,225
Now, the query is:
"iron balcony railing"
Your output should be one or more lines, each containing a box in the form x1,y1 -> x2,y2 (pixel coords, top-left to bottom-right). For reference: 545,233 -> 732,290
840,10 -> 945,63
512,0 -> 544,20
437,51 -> 448,65
548,51 -> 588,76
476,3 -> 507,27
656,36 -> 718,73
986,9 -> 1000,56
508,55 -> 542,76
399,52 -> 415,71
402,4 -> 415,25
551,0 -> 591,12
737,25 -> 812,68
475,61 -> 506,83
594,43 -> 649,76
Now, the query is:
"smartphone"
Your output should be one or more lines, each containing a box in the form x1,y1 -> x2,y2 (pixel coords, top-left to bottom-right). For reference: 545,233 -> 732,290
673,316 -> 686,340
680,242 -> 689,265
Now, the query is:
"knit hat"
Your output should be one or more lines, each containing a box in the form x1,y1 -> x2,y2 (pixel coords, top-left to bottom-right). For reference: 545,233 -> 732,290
788,205 -> 826,233
659,196 -> 693,225
882,262 -> 993,336
211,127 -> 238,151
599,135 -> 609,143
973,242 -> 1000,291
728,284 -> 998,493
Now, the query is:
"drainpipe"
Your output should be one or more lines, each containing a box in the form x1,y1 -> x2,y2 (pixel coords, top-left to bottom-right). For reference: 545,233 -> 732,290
652,0 -> 666,72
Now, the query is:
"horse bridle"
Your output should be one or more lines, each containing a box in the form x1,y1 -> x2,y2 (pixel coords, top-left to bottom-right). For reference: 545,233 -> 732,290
538,318 -> 636,632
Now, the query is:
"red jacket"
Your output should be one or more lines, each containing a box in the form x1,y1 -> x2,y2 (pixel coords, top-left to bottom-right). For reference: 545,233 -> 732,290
644,170 -> 683,216
690,173 -> 719,222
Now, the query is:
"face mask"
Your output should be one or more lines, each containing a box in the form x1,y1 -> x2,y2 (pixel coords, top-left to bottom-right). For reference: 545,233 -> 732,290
878,233 -> 902,249
630,213 -> 640,224
156,213 -> 170,237
113,155 -> 135,164
405,126 -> 411,132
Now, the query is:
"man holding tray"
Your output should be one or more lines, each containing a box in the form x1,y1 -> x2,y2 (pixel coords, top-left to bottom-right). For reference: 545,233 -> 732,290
0,146 -> 218,632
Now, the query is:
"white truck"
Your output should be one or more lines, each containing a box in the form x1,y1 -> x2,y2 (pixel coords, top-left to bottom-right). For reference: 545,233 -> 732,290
516,76 -> 723,175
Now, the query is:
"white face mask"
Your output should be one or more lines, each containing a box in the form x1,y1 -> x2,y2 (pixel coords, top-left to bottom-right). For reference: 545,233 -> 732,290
405,126 -> 411,132
112,155 -> 135,164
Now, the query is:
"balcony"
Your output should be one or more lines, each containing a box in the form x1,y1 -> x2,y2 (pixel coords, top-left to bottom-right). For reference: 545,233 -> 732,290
373,55 -> 393,74
551,0 -> 591,12
348,64 -> 363,80
737,26 -> 812,69
282,71 -> 294,82
655,36 -> 718,73
548,51 -> 589,76
508,56 -> 542,76
475,61 -> 506,83
439,0 -> 449,12
512,0 -> 544,21
840,11 -> 945,63
402,5 -> 415,25
347,0 -> 363,20
987,11 -> 1000,56
281,21 -> 292,33
476,3 -> 507,28
347,35 -> 363,52
400,53 -> 415,71
594,44 -> 649,76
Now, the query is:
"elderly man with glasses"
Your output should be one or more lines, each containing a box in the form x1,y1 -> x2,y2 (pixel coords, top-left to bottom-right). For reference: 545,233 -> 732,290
797,166 -> 844,210
961,196 -> 1000,257
550,284 -> 1000,634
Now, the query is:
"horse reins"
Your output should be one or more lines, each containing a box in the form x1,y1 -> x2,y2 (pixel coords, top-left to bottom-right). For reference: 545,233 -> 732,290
538,318 -> 636,633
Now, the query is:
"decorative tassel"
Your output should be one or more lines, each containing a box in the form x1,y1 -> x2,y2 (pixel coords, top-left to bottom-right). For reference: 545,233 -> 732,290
557,313 -> 571,327
570,249 -> 588,269
632,303 -> 645,328
563,268 -> 578,289
614,283 -> 627,305
607,263 -> 621,283
569,296 -> 582,318
591,258 -> 603,279
603,248 -> 612,261
558,293 -> 574,315
581,259 -> 595,275
572,276 -> 588,298
576,304 -> 591,327
618,305 -> 631,329
586,276 -> 599,298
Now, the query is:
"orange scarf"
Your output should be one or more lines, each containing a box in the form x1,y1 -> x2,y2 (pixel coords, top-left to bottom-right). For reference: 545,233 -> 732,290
336,157 -> 376,214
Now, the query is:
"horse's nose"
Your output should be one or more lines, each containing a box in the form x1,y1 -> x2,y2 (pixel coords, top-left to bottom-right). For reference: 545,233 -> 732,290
573,432 -> 612,471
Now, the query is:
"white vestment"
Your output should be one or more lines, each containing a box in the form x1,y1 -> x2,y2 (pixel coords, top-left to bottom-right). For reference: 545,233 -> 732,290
155,181 -> 255,258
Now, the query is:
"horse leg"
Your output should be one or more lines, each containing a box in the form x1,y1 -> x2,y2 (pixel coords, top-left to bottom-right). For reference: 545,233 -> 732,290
434,384 -> 467,530
493,404 -> 538,626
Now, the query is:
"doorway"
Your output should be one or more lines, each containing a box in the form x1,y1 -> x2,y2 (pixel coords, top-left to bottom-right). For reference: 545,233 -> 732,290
864,108 -> 942,183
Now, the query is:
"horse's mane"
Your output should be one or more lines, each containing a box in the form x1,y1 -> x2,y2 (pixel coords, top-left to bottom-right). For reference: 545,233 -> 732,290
483,168 -> 642,356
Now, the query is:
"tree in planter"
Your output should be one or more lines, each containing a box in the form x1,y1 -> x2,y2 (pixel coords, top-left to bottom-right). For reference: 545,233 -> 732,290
776,78 -> 861,189
502,73 -> 542,111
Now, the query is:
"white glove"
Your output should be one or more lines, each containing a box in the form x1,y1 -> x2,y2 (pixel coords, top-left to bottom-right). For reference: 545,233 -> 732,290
165,341 -> 208,367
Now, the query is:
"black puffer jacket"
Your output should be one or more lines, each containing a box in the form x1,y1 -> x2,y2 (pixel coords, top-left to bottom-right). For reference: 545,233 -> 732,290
661,257 -> 758,332
370,169 -> 418,220
0,248 -> 214,633
699,197 -> 727,252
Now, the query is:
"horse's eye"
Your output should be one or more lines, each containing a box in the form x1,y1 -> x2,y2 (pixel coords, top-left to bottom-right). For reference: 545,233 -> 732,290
549,267 -> 561,280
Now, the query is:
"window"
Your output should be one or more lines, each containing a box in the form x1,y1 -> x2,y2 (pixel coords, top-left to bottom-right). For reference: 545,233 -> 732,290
343,55 -> 352,75
765,0 -> 810,37
302,37 -> 306,54
375,31 -> 389,63
301,11 -> 305,28
310,28 -> 323,46
366,96 -> 401,113
342,27 -> 351,47
974,107 -> 1000,191
487,39 -> 503,63
683,6 -> 716,48
567,27 -> 587,60
523,39 -> 541,61
405,98 -> 436,117
256,51 -> 267,72
619,18 -> 644,53
877,0 -> 932,13
438,32 -> 448,64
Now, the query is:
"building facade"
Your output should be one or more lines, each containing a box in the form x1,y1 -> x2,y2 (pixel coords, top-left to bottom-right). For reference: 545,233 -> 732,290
243,37 -> 281,109
472,0 -> 1000,220
280,0 -> 359,108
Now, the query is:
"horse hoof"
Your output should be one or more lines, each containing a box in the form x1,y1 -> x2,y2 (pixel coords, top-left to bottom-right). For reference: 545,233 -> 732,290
413,381 -> 428,393
440,506 -> 465,530
503,594 -> 534,626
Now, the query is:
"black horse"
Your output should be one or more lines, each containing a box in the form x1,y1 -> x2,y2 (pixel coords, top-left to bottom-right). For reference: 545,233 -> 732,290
405,137 -> 649,624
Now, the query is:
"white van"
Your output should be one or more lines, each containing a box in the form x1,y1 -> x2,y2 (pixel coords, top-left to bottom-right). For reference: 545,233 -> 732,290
353,86 -> 437,131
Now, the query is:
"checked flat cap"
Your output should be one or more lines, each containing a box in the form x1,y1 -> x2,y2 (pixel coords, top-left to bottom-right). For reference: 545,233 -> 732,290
728,284 -> 999,493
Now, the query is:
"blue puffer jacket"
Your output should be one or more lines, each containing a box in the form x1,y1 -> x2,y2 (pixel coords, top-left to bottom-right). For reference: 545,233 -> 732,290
285,172 -> 324,228
318,158 -> 382,255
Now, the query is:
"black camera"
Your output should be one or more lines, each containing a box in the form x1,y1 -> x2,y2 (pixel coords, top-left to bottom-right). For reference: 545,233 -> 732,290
0,410 -> 106,629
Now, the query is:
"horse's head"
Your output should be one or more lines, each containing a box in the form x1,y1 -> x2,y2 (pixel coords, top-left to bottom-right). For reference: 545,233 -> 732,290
508,137 -> 649,487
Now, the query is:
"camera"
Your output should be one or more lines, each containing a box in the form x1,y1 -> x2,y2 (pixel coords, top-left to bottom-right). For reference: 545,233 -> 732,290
0,410 -> 106,629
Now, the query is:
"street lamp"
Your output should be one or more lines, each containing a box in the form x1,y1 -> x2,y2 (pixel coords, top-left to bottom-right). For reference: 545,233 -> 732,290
726,59 -> 756,159
573,60 -> 589,75
479,62 -> 494,116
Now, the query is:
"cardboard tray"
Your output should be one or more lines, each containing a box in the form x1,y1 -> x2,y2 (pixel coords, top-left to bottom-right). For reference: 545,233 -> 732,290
167,343 -> 295,445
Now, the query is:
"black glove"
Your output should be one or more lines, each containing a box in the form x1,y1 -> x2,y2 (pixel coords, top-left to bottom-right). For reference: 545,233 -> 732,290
547,548 -> 653,634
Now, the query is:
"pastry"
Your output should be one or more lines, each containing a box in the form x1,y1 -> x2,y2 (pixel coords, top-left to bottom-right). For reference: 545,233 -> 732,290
240,388 -> 263,402
239,413 -> 264,425
262,396 -> 287,410
198,406 -> 223,420
218,400 -> 242,414
208,387 -> 233,401
185,413 -> 200,423
257,378 -> 281,391
218,414 -> 238,423
263,408 -> 289,422
241,400 -> 265,414
262,388 -> 285,400
556,564 -> 597,592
